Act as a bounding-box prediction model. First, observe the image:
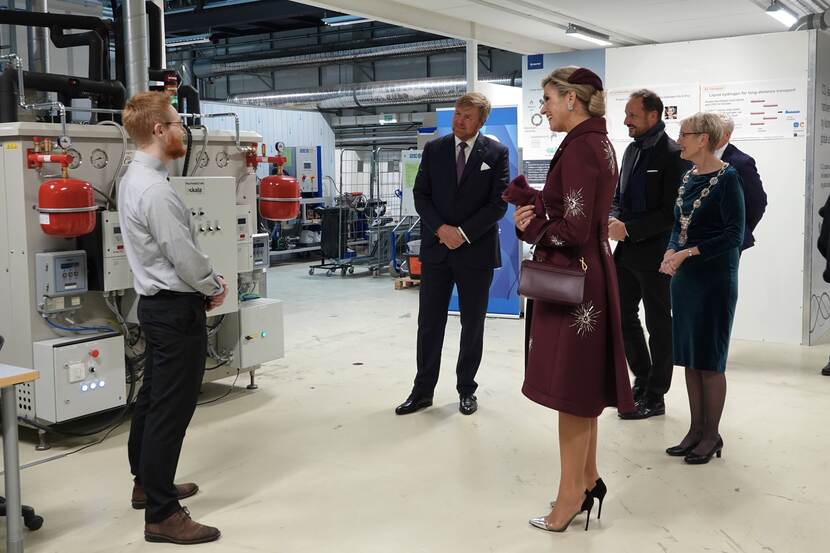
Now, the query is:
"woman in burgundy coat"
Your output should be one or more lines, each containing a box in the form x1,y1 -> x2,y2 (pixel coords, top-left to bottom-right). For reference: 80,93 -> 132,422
512,67 -> 634,532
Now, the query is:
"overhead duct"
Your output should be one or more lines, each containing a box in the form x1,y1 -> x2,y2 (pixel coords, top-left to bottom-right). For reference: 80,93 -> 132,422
227,74 -> 522,111
791,10 -> 830,30
28,0 -> 49,103
336,135 -> 417,146
123,0 -> 149,96
193,38 -> 465,79
28,1 -> 49,74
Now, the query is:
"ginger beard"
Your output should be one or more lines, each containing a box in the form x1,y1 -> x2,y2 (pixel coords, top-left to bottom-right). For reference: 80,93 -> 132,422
163,127 -> 187,159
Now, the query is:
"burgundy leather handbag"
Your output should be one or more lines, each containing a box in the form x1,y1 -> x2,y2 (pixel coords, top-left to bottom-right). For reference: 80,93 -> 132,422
518,257 -> 587,306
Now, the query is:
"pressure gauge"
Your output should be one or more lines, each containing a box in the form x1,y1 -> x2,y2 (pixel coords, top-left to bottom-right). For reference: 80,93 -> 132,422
66,148 -> 82,169
57,135 -> 72,150
216,151 -> 229,168
90,148 -> 109,169
197,151 -> 209,168
275,141 -> 285,153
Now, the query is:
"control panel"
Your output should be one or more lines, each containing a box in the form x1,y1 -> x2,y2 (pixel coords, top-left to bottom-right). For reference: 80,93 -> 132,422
102,211 -> 133,291
168,177 -> 239,316
29,333 -> 126,423
252,233 -> 270,270
218,298 -> 284,369
296,146 -> 320,194
35,250 -> 88,313
236,204 -> 254,273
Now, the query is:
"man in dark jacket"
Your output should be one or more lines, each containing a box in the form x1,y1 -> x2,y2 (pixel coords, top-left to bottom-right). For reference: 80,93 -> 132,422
395,92 -> 509,416
610,89 -> 692,419
817,194 -> 830,376
716,114 -> 767,251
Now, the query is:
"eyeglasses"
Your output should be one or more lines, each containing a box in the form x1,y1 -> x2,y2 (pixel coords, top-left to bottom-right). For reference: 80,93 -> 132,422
677,131 -> 704,138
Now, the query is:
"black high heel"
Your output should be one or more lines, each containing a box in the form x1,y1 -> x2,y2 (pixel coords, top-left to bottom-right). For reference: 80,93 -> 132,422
590,478 -> 607,520
549,478 -> 607,519
666,441 -> 700,457
684,437 -> 723,465
530,494 -> 594,532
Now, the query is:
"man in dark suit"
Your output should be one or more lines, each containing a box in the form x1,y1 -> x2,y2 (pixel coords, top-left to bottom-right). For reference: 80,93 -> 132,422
816,194 -> 830,376
716,114 -> 767,251
395,92 -> 509,416
609,89 -> 691,420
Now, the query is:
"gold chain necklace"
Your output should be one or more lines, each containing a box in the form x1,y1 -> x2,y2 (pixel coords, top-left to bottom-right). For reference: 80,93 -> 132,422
676,163 -> 729,247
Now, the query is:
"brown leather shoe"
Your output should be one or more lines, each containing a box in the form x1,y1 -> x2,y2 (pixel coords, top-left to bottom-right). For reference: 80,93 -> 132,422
145,507 -> 220,545
132,482 -> 199,509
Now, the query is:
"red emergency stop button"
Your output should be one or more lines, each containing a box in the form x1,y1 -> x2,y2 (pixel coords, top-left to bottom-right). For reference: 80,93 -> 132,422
90,349 -> 100,358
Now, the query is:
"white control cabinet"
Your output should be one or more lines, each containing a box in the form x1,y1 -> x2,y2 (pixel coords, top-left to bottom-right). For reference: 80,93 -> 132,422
296,146 -> 319,193
218,298 -> 284,369
101,211 -> 134,291
23,334 -> 127,423
168,177 -> 239,316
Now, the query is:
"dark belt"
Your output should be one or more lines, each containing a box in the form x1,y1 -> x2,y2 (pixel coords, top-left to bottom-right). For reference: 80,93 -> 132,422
142,289 -> 204,300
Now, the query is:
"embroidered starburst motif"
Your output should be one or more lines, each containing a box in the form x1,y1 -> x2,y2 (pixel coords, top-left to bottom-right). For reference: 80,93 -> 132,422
602,140 -> 617,175
550,235 -> 564,246
528,338 -> 534,352
563,188 -> 585,219
570,301 -> 601,337
602,241 -> 612,257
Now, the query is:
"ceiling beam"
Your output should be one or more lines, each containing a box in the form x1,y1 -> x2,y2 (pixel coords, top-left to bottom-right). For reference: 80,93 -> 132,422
297,0 -> 568,54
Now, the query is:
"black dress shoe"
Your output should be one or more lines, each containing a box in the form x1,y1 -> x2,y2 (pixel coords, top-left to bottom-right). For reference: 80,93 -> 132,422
684,437 -> 723,465
459,395 -> 477,415
618,398 -> 665,420
395,394 -> 433,415
822,360 -> 830,376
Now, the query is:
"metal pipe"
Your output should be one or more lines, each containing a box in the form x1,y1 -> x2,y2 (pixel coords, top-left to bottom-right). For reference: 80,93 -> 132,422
192,38 -> 465,79
191,112 -> 243,151
123,0 -> 149,96
336,135 -> 416,146
2,386 -> 24,553
28,1 -> 50,77
227,74 -> 522,111
145,0 -> 164,69
0,54 -> 67,138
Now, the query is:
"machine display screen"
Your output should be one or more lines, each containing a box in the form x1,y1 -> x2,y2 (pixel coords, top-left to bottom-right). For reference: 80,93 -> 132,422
303,162 -> 312,169
113,226 -> 121,234
237,218 -> 246,225
60,262 -> 76,269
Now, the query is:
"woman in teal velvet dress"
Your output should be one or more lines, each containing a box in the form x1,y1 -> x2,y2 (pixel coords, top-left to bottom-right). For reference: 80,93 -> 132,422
659,112 -> 745,465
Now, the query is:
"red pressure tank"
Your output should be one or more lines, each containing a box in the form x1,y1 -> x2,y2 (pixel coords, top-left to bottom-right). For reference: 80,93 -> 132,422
259,175 -> 301,221
37,178 -> 97,237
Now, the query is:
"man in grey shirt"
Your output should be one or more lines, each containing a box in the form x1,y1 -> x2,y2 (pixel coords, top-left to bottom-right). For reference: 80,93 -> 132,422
120,92 -> 227,545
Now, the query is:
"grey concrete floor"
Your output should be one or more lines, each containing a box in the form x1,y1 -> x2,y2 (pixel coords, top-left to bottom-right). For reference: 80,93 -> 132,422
5,261 -> 830,552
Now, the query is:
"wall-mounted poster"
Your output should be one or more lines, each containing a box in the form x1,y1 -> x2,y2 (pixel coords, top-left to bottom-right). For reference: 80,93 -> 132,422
400,150 -> 422,217
701,80 -> 806,140
607,84 -> 701,141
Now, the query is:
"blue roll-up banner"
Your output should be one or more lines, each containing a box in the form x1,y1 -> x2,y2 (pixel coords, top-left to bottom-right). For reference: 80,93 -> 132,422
436,106 -> 522,318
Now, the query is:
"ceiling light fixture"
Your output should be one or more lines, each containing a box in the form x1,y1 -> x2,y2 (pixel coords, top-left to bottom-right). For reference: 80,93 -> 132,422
565,24 -> 613,47
765,1 -> 798,27
321,15 -> 370,27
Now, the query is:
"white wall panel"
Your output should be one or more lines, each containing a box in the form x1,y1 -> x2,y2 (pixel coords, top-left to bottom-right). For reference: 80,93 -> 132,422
606,31 -> 811,345
201,101 -> 335,183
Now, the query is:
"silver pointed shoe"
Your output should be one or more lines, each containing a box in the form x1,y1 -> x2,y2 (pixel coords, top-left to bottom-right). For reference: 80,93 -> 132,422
529,495 -> 593,532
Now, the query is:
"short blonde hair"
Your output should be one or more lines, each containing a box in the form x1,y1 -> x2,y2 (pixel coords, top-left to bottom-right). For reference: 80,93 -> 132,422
681,112 -> 723,151
542,66 -> 605,117
455,92 -> 491,124
123,91 -> 175,146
